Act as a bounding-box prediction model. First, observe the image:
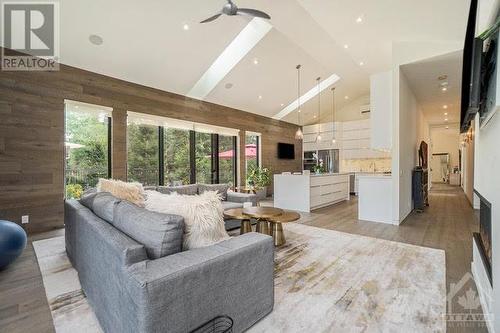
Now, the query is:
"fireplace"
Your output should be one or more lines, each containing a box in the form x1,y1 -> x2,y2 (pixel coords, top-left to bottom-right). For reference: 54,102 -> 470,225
474,190 -> 492,286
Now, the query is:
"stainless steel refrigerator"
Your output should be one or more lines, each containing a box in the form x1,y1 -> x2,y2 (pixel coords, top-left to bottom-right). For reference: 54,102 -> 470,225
317,149 -> 339,173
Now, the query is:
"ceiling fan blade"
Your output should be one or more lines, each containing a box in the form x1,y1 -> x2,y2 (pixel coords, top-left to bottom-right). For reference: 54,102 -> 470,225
236,8 -> 271,20
200,13 -> 222,23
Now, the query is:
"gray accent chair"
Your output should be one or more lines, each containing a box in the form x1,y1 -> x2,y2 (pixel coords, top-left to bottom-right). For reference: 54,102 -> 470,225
65,196 -> 274,333
147,184 -> 258,230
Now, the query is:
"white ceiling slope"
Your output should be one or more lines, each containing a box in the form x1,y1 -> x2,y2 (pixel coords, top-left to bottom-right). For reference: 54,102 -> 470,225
48,0 -> 470,124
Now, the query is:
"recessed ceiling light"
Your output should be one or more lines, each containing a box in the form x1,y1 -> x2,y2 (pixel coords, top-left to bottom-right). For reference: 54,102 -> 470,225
445,118 -> 449,121
258,95 -> 263,100
442,87 -> 448,92
253,58 -> 259,65
444,112 -> 448,116
344,44 -> 349,49
359,61 -> 364,66
89,34 -> 103,45
446,126 -> 449,129
183,23 -> 190,31
356,15 -> 363,23
280,103 -> 284,107
443,105 -> 448,109
344,95 -> 349,100
298,109 -> 301,113
313,115 -> 317,118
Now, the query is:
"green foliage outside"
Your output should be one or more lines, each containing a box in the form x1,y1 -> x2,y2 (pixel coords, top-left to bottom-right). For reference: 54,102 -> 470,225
164,128 -> 191,185
127,123 -> 159,186
65,111 -> 108,194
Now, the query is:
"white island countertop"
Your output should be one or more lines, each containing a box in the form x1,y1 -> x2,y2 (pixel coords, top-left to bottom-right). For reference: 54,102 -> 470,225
274,173 -> 350,213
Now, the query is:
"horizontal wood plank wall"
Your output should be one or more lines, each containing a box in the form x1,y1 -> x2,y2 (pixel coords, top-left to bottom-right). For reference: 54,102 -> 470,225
0,55 -> 302,234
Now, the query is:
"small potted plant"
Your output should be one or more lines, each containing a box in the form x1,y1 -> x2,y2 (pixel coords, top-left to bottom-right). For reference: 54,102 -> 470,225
247,167 -> 272,199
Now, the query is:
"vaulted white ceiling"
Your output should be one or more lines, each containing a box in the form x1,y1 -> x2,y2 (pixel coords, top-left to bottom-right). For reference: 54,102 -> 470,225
52,0 -> 470,124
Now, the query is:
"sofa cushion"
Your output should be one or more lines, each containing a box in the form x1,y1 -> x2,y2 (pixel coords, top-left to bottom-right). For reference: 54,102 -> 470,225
157,184 -> 198,196
113,201 -> 184,259
198,183 -> 230,200
79,192 -> 121,224
222,201 -> 243,210
97,178 -> 146,207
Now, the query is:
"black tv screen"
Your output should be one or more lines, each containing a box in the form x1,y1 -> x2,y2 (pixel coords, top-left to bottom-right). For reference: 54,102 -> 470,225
460,0 -> 480,133
278,143 -> 295,159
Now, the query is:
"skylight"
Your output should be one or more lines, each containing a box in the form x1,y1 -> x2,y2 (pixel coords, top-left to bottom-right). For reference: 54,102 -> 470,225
188,18 -> 273,100
272,74 -> 341,120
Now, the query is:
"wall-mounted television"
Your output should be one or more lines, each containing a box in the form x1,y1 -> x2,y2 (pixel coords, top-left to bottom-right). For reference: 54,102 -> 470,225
460,0 -> 480,133
277,143 -> 295,159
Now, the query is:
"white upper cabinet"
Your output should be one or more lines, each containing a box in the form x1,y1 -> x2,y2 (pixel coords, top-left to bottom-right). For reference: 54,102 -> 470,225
370,71 -> 393,150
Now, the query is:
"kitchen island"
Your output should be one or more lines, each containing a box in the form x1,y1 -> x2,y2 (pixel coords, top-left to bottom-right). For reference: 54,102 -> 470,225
274,173 -> 350,213
357,173 -> 395,224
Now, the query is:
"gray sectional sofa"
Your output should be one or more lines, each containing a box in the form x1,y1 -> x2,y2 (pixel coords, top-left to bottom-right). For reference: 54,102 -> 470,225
65,191 -> 274,333
146,184 -> 259,230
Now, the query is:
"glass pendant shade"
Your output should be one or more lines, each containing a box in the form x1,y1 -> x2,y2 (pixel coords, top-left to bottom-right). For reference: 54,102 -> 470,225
295,128 -> 303,140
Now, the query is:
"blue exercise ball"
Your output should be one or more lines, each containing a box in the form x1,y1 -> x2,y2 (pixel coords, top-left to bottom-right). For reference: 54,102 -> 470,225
0,220 -> 27,270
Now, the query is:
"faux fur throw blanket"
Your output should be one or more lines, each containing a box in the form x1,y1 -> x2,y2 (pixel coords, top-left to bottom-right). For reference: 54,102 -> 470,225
145,190 -> 230,250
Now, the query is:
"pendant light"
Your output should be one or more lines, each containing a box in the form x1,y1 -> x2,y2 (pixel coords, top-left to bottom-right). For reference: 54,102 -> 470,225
294,65 -> 304,140
316,77 -> 322,142
331,87 -> 336,144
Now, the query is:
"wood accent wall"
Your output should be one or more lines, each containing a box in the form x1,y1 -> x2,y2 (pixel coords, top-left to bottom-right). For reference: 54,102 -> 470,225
0,55 -> 302,234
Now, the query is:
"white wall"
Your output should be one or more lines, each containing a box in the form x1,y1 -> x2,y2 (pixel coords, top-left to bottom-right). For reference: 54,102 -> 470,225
395,70 -> 419,222
430,126 -> 461,170
474,111 -> 500,332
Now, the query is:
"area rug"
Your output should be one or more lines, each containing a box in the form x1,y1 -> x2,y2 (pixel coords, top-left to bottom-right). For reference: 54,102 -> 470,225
33,223 -> 446,333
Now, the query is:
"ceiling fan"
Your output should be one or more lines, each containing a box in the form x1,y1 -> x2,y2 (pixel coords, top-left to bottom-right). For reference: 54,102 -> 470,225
200,0 -> 271,23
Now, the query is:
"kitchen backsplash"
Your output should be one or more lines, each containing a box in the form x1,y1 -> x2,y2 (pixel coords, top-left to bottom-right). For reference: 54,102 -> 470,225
341,158 -> 392,172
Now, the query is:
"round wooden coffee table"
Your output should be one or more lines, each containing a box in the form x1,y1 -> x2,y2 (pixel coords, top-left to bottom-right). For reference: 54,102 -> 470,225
224,208 -> 252,235
268,211 -> 301,246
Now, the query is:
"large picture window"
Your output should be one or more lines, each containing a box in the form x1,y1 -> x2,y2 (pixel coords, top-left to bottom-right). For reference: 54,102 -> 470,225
164,128 -> 190,185
127,112 -> 239,187
127,123 -> 159,186
64,101 -> 111,199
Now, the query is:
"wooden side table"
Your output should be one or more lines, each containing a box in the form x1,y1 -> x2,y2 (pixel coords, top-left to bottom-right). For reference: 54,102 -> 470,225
224,208 -> 252,235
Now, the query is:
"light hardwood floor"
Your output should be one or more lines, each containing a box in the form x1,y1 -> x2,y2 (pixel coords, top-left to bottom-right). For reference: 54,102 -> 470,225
0,184 -> 487,332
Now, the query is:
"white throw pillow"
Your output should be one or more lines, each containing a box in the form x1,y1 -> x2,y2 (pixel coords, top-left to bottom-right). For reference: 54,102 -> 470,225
97,178 -> 145,207
145,190 -> 230,250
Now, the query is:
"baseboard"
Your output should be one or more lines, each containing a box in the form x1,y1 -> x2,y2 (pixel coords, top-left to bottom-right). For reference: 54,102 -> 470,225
471,237 -> 494,333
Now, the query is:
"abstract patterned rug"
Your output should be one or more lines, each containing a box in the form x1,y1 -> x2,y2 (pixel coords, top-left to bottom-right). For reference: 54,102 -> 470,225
33,223 -> 446,332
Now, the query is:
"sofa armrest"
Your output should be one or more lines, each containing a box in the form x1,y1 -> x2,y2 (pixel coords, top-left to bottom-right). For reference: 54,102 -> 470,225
226,191 -> 258,206
127,233 -> 274,333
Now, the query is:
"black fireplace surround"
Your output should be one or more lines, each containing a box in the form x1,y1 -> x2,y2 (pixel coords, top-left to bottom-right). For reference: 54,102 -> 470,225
474,190 -> 492,286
